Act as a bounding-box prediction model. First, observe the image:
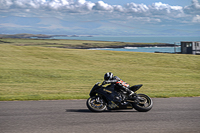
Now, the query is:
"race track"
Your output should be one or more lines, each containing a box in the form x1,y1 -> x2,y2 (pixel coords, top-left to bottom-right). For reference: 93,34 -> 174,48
0,97 -> 200,133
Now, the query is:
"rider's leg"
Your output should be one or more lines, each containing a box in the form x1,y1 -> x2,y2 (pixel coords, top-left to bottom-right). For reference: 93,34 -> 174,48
125,87 -> 134,96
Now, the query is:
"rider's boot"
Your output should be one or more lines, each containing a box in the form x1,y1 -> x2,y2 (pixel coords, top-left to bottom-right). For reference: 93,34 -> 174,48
129,91 -> 134,97
121,88 -> 134,105
125,88 -> 134,97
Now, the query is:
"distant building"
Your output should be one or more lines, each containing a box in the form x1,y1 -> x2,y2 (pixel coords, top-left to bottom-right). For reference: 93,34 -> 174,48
181,41 -> 200,55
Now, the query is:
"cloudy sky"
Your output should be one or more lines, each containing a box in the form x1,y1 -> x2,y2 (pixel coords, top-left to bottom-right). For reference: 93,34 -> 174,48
0,0 -> 200,36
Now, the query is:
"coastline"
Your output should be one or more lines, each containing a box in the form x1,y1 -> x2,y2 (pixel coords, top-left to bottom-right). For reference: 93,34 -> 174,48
1,33 -> 199,50
73,43 -> 176,49
0,36 -> 177,49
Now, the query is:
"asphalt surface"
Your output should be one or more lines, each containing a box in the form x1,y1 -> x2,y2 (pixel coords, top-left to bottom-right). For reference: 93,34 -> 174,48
0,97 -> 200,133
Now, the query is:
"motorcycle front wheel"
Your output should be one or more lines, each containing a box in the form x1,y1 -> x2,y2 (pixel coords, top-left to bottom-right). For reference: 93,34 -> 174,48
132,93 -> 153,112
86,96 -> 107,112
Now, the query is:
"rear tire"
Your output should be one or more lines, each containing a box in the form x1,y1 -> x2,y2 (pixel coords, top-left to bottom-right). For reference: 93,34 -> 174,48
132,94 -> 153,112
86,96 -> 107,112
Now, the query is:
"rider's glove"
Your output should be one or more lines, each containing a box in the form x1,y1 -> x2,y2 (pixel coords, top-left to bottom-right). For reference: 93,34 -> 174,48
102,81 -> 107,85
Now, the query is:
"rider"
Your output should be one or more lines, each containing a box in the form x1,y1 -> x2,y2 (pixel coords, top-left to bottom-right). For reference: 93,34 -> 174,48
103,72 -> 134,97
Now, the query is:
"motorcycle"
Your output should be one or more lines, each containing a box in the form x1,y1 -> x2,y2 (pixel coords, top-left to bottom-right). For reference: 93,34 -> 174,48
86,82 -> 153,112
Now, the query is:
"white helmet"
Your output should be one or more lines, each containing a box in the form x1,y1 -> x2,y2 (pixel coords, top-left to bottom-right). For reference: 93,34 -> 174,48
104,72 -> 113,80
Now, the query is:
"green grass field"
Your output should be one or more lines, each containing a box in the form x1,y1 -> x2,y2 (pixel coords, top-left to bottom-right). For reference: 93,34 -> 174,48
0,38 -> 200,101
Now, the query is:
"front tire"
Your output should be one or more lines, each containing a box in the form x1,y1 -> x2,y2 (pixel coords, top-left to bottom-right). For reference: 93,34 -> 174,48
86,96 -> 107,112
132,94 -> 153,112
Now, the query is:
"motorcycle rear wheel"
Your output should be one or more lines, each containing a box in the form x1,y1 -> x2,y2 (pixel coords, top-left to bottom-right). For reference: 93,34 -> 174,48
132,93 -> 153,112
86,96 -> 107,112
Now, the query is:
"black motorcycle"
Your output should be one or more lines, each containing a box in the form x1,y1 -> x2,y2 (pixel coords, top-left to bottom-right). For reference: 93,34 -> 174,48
86,82 -> 153,112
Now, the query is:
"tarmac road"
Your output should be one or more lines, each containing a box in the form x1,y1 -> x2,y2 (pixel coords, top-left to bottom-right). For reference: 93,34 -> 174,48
0,97 -> 200,133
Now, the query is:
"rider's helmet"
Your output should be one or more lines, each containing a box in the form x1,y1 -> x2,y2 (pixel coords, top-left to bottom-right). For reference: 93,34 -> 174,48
104,72 -> 113,80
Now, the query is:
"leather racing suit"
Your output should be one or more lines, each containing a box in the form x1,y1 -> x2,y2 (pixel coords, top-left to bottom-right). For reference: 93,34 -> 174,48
103,76 -> 133,96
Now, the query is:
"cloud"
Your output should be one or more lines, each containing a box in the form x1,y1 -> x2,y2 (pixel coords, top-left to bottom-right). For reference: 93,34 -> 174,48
0,0 -> 199,36
0,0 -> 189,24
0,0 -> 13,9
92,1 -> 113,11
192,15 -> 200,22
192,0 -> 200,9
0,23 -> 31,28
149,2 -> 183,14
125,2 -> 149,14
0,1 -> 199,22
0,0 -> 94,13
0,0 -> 188,15
184,0 -> 200,14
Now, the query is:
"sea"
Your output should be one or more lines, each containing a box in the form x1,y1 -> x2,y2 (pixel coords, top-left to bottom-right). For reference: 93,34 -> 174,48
51,36 -> 200,53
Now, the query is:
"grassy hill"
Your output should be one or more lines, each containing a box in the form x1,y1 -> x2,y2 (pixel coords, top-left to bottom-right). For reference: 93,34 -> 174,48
0,40 -> 200,101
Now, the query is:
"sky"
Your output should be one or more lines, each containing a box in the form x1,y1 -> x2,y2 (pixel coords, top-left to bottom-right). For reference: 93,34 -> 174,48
0,0 -> 200,36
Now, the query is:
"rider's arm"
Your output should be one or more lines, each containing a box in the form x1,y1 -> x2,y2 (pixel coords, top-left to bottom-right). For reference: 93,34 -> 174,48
104,79 -> 118,84
104,76 -> 120,84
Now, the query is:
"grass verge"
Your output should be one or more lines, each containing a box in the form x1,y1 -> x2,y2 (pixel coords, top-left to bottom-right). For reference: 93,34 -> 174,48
0,39 -> 200,100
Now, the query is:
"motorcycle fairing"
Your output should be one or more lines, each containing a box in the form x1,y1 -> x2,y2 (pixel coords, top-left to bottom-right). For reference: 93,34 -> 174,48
90,84 -> 121,102
89,83 -> 134,110
129,84 -> 143,92
107,101 -> 133,110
